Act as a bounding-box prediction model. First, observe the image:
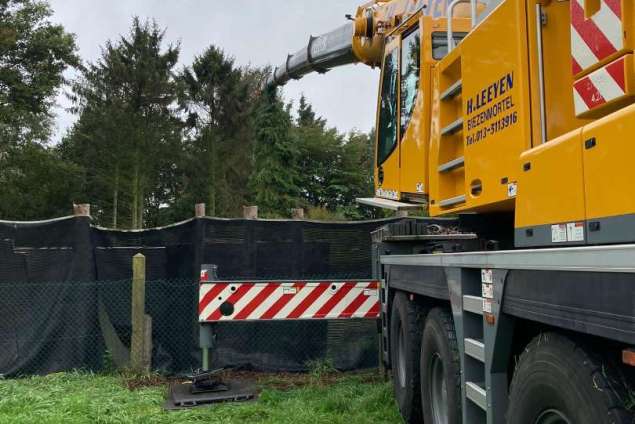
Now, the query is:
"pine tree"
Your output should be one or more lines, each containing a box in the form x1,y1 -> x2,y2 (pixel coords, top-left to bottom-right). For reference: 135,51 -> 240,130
249,88 -> 300,216
63,18 -> 182,228
178,47 -> 263,217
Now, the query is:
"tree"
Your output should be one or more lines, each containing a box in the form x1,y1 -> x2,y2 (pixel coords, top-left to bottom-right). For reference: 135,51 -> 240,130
63,18 -> 182,228
0,0 -> 80,220
0,0 -> 78,147
178,47 -> 263,217
293,95 -> 374,219
0,143 -> 84,220
249,87 -> 301,216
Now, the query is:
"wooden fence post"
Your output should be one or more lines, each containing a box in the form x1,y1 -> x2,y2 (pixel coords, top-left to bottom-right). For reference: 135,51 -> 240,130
73,203 -> 90,217
195,203 -> 206,218
291,208 -> 304,220
131,253 -> 151,372
243,205 -> 258,220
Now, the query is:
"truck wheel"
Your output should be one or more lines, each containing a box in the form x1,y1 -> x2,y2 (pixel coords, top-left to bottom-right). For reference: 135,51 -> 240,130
390,291 -> 426,423
420,307 -> 461,424
508,332 -> 634,424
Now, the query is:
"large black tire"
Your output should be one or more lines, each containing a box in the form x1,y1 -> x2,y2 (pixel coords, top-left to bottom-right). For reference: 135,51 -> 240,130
390,291 -> 426,424
508,332 -> 634,424
420,307 -> 462,424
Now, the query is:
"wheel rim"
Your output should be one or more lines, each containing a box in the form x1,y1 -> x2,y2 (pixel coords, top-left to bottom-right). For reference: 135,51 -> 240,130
534,409 -> 571,424
429,352 -> 448,424
397,322 -> 406,388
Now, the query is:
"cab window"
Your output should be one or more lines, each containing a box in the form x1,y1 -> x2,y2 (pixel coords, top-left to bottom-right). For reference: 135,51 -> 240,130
400,26 -> 420,138
431,32 -> 468,59
377,48 -> 399,166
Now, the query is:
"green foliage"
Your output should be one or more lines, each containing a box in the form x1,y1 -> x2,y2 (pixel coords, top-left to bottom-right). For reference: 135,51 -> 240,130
306,358 -> 338,380
0,0 -> 79,146
0,371 -> 401,423
249,88 -> 301,216
101,350 -> 116,375
176,46 -> 264,218
0,143 -> 84,220
292,96 -> 375,220
62,17 -> 183,229
0,0 -> 79,220
249,93 -> 377,220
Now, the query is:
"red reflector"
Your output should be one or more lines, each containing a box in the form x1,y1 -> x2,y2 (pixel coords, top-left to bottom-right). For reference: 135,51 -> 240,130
200,270 -> 209,282
484,313 -> 496,326
623,349 -> 635,367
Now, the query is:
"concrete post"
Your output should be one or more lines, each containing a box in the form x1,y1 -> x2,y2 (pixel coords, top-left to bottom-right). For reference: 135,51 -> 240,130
396,210 -> 409,218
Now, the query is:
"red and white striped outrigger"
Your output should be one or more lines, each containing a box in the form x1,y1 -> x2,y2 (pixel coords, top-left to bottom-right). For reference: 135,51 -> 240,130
198,266 -> 380,322
570,0 -> 632,116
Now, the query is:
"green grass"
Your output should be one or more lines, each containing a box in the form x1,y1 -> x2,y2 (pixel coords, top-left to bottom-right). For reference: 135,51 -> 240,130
0,371 -> 401,424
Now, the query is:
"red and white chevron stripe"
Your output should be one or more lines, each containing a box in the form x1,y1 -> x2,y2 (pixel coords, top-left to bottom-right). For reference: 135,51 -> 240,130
198,280 -> 380,322
573,55 -> 626,115
570,0 -> 623,75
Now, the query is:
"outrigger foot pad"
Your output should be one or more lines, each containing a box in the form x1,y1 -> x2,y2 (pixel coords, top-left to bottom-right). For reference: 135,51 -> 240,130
164,369 -> 257,410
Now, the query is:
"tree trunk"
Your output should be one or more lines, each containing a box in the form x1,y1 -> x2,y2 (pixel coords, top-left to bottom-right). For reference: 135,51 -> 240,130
132,163 -> 139,229
137,184 -> 144,229
207,130 -> 216,217
113,165 -> 119,229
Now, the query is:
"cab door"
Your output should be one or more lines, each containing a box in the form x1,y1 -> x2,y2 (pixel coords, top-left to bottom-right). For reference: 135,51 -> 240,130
374,39 -> 401,201
398,21 -> 426,199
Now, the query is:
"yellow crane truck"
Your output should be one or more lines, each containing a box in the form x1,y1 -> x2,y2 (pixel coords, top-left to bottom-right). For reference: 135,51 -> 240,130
268,0 -> 635,423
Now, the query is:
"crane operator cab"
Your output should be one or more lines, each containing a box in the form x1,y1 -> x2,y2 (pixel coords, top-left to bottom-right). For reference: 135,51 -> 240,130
373,11 -> 472,209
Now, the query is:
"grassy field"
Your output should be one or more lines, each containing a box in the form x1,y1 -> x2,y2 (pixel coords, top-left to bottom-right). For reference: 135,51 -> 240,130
0,370 -> 402,424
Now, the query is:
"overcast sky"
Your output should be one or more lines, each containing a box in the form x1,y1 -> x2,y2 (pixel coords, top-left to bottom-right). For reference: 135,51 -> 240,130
48,0 -> 379,142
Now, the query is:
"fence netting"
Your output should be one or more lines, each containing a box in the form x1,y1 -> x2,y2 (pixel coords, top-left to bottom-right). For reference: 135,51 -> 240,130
0,216 -> 395,377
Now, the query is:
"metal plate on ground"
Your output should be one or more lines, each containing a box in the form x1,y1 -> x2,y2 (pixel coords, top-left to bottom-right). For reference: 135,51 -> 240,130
164,379 -> 257,410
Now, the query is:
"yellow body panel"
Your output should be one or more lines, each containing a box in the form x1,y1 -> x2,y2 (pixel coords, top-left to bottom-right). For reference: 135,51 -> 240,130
516,129 -> 586,229
429,0 -> 531,216
582,103 -> 635,220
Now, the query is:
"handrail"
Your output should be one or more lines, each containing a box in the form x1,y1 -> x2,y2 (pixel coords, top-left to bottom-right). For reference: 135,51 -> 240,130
447,0 -> 477,53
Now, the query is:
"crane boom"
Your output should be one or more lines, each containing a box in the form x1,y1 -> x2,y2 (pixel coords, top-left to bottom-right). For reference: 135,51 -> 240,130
268,0 -> 452,87
267,22 -> 356,87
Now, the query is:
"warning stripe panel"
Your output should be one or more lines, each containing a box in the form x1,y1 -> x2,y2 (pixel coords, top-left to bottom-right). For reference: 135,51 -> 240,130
573,55 -> 626,115
199,280 -> 381,322
570,0 -> 623,75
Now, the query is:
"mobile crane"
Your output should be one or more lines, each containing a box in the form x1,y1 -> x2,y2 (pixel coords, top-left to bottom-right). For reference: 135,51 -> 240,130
265,1 -> 635,423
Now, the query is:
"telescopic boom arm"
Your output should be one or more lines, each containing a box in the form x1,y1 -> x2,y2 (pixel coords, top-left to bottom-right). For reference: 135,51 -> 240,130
267,0 -> 430,86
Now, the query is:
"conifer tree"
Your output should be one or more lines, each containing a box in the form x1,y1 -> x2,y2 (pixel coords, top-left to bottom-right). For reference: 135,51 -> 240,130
249,88 -> 300,216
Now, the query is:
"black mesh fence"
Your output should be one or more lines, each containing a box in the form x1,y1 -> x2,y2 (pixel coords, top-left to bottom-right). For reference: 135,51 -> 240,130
0,216 -> 395,377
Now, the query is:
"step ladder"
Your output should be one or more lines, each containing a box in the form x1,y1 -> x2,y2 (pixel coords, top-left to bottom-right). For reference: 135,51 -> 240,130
436,55 -> 467,211
447,268 -> 514,424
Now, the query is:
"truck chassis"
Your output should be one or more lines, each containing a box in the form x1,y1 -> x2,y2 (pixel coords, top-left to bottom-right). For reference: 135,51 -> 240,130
376,229 -> 635,424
